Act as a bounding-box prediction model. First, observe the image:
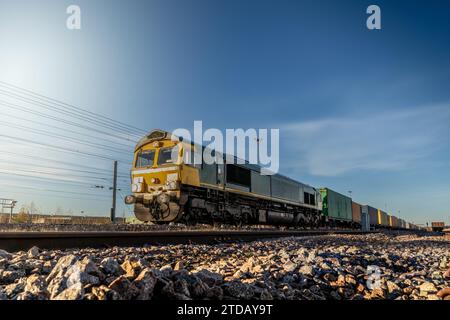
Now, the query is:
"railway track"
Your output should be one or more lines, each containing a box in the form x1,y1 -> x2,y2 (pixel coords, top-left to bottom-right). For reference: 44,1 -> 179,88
0,229 -> 375,252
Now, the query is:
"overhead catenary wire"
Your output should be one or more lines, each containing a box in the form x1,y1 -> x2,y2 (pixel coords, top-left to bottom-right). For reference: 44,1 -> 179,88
0,151 -> 131,176
0,167 -> 113,182
0,87 -> 143,136
0,170 -> 112,187
5,175 -> 131,200
0,134 -> 130,162
0,88 -> 144,137
0,188 -> 112,202
0,160 -> 130,179
0,82 -> 142,215
0,159 -> 124,178
1,121 -> 132,154
0,183 -> 111,199
0,80 -> 147,135
0,111 -> 135,149
0,100 -> 139,144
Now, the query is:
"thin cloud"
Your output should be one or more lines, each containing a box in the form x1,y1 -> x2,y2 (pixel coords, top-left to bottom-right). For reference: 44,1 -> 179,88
282,105 -> 450,176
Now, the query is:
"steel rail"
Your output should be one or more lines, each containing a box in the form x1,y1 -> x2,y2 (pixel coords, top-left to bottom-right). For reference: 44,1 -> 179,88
0,229 -> 375,252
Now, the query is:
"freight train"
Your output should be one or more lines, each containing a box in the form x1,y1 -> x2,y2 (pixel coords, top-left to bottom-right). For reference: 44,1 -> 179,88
124,129 -> 419,230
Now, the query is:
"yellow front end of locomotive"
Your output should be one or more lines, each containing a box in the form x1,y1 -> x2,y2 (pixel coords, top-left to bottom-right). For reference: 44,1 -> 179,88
125,133 -> 200,222
128,138 -> 180,222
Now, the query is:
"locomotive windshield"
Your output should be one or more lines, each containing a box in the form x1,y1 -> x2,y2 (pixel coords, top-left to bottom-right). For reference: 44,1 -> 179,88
135,150 -> 155,168
157,145 -> 179,165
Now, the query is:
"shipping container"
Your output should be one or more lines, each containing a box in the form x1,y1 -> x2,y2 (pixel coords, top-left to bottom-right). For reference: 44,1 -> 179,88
431,222 -> 445,231
364,205 -> 379,226
383,211 -> 389,226
431,222 -> 445,228
389,215 -> 399,228
377,209 -> 389,226
351,201 -> 362,223
320,188 -> 352,222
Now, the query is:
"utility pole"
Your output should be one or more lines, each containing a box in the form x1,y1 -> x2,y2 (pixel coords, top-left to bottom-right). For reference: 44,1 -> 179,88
111,160 -> 118,223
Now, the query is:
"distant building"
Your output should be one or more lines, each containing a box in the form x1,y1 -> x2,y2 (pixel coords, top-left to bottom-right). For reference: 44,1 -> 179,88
431,222 -> 445,232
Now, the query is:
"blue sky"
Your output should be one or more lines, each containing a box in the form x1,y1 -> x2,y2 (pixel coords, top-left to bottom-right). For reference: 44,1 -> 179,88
0,0 -> 449,225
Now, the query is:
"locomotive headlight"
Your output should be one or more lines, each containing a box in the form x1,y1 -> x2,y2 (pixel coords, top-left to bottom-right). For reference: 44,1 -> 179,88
165,173 -> 179,190
131,183 -> 142,193
165,180 -> 179,190
131,177 -> 143,193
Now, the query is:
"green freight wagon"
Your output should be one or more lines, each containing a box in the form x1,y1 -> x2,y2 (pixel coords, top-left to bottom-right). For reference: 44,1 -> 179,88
319,188 -> 352,223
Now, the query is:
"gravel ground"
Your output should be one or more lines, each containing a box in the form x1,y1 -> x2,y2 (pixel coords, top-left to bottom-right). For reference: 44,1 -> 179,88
0,222 -> 209,232
0,232 -> 449,300
0,222 -> 275,232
